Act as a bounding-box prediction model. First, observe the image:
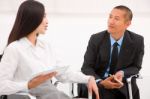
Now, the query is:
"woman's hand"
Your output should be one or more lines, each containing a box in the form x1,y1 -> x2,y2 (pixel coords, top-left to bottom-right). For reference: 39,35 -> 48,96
87,76 -> 100,99
28,72 -> 57,89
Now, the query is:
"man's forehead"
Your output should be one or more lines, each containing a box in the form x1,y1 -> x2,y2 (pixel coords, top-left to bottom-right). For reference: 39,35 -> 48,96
109,9 -> 126,17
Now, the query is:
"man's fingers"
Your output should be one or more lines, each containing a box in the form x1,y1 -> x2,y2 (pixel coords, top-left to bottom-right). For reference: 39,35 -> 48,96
107,75 -> 114,80
111,82 -> 123,89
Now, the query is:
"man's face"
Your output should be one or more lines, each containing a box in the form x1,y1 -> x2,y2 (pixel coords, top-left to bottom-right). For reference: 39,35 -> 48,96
107,9 -> 131,34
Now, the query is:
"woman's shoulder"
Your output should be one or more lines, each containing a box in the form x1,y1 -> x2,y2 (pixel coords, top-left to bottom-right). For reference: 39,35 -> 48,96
6,41 -> 20,50
4,41 -> 20,54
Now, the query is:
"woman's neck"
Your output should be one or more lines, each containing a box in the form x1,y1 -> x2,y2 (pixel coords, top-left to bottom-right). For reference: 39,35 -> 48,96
27,32 -> 37,46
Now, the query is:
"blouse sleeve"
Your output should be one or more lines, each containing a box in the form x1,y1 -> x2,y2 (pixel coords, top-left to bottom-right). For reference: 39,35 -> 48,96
56,70 -> 91,84
46,41 -> 91,84
0,43 -> 28,95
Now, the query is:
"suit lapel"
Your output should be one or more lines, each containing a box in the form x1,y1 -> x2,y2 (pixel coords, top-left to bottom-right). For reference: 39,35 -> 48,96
117,31 -> 134,70
99,32 -> 111,68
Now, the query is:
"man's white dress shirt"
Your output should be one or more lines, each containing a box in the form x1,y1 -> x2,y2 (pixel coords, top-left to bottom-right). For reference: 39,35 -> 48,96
0,37 -> 90,95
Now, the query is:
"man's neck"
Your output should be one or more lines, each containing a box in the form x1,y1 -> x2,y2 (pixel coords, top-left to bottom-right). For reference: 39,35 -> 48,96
111,32 -> 125,41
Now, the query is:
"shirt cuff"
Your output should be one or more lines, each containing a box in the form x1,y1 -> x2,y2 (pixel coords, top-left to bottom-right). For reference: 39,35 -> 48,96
15,81 -> 29,93
20,81 -> 29,92
96,79 -> 102,84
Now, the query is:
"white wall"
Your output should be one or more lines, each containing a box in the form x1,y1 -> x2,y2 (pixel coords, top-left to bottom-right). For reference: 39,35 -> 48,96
0,0 -> 150,98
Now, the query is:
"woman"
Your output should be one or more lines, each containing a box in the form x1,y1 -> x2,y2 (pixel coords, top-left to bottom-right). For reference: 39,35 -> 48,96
0,0 -> 99,99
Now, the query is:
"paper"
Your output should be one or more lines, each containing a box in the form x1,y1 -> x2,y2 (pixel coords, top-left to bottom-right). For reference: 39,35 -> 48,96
113,76 -> 124,85
30,65 -> 69,79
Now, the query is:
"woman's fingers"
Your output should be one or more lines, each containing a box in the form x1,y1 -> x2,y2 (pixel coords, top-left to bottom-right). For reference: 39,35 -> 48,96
28,72 -> 57,89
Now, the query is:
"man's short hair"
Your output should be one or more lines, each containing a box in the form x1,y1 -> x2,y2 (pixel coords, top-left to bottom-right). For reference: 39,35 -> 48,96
114,5 -> 133,21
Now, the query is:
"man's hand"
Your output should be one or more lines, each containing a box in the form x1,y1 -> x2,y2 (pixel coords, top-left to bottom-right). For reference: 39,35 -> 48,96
100,75 -> 123,89
28,72 -> 57,89
87,76 -> 100,99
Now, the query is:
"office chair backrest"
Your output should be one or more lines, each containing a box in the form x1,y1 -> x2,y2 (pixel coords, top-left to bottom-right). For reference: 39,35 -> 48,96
0,55 -> 2,61
0,54 -> 8,99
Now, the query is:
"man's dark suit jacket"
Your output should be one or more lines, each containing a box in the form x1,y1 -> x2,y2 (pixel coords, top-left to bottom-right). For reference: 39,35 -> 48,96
81,30 -> 144,99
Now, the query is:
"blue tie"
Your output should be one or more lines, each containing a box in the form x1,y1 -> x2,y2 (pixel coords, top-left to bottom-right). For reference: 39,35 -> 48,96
109,42 -> 118,74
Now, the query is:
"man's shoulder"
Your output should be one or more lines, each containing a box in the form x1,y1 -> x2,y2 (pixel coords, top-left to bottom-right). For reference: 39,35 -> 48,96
92,30 -> 107,36
126,30 -> 144,40
91,30 -> 108,40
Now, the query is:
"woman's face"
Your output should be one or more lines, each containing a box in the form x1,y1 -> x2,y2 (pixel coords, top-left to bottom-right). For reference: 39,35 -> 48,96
35,14 -> 48,34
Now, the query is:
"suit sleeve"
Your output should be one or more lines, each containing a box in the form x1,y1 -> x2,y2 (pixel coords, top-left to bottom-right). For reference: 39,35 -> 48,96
81,35 -> 101,80
123,36 -> 144,78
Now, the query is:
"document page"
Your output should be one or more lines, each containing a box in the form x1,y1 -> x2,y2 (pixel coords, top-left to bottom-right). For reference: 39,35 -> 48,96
30,65 -> 69,79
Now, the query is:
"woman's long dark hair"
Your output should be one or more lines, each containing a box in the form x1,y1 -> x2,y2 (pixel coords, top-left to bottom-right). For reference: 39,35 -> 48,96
7,0 -> 45,45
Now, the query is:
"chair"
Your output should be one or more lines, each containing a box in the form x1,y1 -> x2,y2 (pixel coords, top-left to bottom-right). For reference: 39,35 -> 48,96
54,81 -> 92,99
0,54 -> 7,99
70,83 -> 92,99
126,74 -> 142,99
0,95 -> 7,99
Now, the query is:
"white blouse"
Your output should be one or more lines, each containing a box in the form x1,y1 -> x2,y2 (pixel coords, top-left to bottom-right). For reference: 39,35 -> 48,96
0,37 -> 90,95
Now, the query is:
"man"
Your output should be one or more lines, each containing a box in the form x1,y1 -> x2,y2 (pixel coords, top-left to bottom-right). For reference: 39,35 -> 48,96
79,5 -> 144,99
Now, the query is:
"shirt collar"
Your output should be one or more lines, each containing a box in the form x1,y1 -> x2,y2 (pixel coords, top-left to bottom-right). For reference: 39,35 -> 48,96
110,34 -> 124,47
19,37 -> 46,49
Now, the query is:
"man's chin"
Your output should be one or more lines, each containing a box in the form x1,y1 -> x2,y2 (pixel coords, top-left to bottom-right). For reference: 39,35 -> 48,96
108,29 -> 116,34
107,30 -> 113,33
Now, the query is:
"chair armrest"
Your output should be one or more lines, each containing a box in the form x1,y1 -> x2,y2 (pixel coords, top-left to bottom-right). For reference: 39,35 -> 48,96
126,73 -> 142,83
126,73 -> 142,99
54,81 -> 92,99
70,83 -> 92,99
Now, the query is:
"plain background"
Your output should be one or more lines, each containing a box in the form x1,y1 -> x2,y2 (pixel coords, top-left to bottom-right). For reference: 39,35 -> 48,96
0,0 -> 150,98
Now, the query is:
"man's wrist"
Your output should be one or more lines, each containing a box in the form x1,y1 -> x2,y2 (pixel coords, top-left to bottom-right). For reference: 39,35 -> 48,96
96,79 -> 103,84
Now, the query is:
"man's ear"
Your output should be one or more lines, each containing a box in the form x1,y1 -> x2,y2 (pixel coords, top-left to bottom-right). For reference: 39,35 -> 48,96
126,20 -> 131,28
127,21 -> 131,27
